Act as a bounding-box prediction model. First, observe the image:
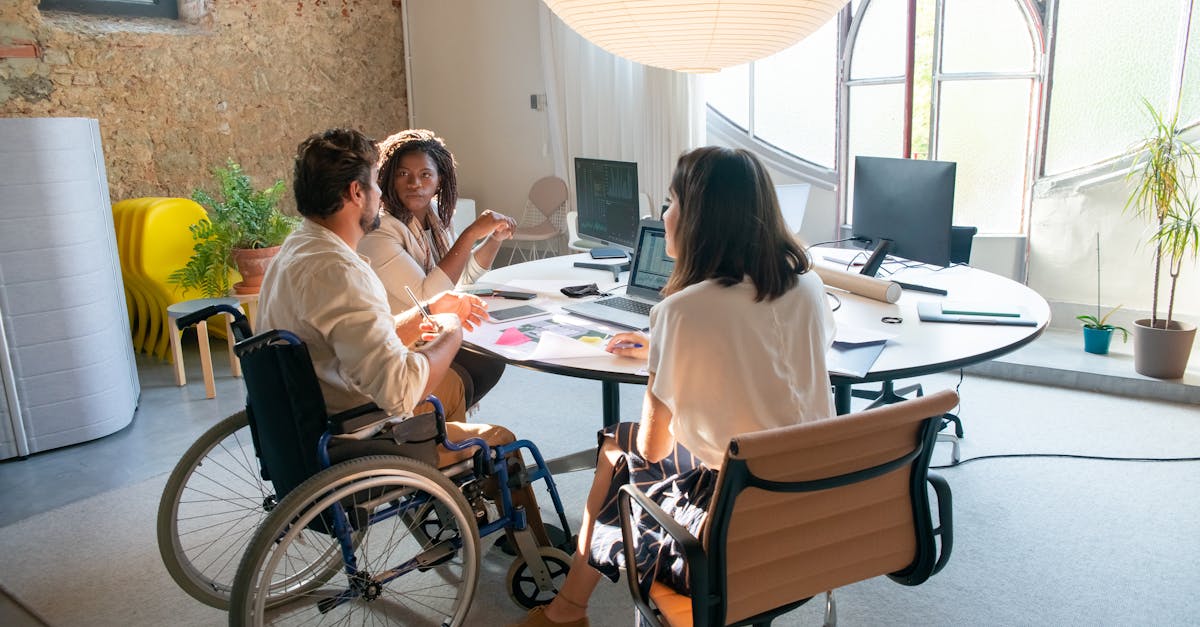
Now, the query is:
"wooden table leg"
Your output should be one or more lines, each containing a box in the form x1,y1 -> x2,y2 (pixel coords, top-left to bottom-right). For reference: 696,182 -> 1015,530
168,317 -> 186,387
197,319 -> 216,399
225,314 -> 241,378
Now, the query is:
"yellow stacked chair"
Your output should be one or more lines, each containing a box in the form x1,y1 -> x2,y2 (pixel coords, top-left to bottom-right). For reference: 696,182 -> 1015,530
111,197 -> 238,360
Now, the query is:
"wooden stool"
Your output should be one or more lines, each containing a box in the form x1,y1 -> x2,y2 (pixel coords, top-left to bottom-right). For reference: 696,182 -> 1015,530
167,297 -> 243,399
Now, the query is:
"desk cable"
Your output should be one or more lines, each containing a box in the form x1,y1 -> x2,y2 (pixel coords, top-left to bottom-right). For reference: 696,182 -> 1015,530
930,369 -> 1200,469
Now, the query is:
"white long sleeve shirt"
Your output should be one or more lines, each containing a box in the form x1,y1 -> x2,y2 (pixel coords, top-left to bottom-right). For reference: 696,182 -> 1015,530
257,220 -> 430,417
358,211 -> 488,311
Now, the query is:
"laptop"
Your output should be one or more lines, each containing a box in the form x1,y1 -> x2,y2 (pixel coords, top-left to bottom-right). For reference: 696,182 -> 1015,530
563,219 -> 674,330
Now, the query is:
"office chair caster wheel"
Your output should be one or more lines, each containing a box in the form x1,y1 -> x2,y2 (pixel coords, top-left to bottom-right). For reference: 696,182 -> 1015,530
506,546 -> 572,609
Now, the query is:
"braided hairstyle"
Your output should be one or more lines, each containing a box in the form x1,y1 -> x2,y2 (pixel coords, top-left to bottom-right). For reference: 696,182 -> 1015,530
376,129 -> 458,231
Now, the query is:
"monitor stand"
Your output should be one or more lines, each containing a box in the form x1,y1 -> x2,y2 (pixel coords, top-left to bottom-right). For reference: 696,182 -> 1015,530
859,239 -> 892,278
573,257 -> 629,282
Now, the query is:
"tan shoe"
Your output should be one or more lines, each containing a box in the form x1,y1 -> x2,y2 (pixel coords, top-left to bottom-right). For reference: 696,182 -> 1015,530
509,605 -> 589,627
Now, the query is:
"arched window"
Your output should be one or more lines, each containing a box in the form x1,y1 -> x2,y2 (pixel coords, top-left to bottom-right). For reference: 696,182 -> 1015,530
842,0 -> 1045,235
1043,0 -> 1199,177
703,16 -> 841,171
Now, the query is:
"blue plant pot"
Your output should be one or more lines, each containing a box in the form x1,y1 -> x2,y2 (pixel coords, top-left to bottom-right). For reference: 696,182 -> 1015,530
1082,326 -> 1114,355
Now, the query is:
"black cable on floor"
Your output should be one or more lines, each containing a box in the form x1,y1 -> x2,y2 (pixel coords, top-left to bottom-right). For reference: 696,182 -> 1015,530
932,453 -> 1200,469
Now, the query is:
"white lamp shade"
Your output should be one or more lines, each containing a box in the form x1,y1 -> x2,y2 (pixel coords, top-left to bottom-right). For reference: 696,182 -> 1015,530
544,0 -> 849,73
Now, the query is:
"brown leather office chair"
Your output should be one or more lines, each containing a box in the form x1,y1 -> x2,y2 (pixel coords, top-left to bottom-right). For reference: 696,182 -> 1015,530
618,390 -> 958,627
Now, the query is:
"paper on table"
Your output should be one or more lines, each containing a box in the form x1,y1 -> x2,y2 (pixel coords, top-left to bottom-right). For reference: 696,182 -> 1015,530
527,331 -> 612,361
834,325 -> 897,346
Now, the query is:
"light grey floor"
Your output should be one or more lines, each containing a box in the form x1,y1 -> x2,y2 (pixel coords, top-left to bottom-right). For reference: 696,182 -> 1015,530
1,335 -> 1199,625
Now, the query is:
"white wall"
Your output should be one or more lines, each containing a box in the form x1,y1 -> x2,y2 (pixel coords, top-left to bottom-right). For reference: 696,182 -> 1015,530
405,0 -> 554,222
1030,172 -> 1199,335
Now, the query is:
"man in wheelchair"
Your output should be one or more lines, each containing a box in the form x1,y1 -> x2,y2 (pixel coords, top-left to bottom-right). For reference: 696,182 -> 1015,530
258,127 -> 551,546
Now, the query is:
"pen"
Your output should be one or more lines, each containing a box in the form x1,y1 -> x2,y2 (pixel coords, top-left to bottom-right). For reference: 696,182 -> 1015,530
611,341 -> 644,349
403,285 -> 440,333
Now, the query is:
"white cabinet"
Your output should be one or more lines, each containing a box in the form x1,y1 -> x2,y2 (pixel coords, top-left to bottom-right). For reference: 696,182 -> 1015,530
0,118 -> 139,459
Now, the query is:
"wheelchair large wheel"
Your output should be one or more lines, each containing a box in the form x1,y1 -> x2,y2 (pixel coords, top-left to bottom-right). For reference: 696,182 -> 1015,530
229,455 -> 482,626
157,411 -> 344,609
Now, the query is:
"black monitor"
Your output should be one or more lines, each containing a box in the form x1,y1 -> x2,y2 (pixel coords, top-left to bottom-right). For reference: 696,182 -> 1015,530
574,157 -> 640,251
851,155 -> 956,268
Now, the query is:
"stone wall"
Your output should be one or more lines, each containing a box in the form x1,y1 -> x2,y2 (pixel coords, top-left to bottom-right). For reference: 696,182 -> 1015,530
0,0 -> 408,211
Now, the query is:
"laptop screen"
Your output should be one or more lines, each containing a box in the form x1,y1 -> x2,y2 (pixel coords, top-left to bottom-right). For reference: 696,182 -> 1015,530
629,224 -> 674,292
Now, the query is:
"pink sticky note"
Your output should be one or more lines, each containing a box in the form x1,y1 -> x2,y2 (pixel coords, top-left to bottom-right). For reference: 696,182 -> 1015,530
496,327 -> 532,346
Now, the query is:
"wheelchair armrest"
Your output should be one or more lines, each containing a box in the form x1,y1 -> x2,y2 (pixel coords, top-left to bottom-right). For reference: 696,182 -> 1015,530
174,304 -> 253,341
327,403 -> 388,435
617,484 -> 707,627
928,472 -> 953,575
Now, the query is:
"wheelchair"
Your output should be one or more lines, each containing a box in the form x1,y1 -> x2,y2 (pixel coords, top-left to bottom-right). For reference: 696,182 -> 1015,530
156,304 -> 575,625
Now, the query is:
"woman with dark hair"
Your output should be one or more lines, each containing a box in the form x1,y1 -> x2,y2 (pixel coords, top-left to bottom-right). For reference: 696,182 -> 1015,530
359,129 -> 515,407
514,146 -> 836,627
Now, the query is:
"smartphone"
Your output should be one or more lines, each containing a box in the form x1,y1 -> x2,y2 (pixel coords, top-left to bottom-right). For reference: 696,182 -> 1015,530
492,290 -> 537,300
462,288 -> 495,296
488,304 -> 548,322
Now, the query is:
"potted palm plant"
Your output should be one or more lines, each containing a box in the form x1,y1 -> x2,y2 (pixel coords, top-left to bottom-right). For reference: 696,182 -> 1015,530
169,159 -> 298,297
1124,100 -> 1199,378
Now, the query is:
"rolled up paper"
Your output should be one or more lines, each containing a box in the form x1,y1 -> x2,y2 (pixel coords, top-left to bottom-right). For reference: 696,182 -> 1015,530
813,260 -> 902,303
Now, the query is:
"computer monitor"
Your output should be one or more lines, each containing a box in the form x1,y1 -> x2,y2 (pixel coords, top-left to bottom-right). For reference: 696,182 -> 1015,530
851,155 -> 956,268
574,157 -> 641,251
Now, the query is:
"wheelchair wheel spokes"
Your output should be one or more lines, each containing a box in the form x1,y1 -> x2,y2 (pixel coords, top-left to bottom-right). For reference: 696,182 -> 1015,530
158,411 -> 275,609
230,455 -> 481,626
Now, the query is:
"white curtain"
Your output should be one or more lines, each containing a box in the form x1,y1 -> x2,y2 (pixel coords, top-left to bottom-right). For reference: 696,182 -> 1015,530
538,4 -> 705,218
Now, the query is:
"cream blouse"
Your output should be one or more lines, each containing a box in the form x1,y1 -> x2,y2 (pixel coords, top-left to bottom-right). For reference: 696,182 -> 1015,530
359,211 -> 488,313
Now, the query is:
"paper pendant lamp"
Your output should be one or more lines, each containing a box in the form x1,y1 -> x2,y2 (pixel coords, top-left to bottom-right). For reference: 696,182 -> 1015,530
544,0 -> 849,73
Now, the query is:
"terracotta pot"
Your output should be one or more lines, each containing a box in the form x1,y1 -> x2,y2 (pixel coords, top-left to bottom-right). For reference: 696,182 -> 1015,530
230,245 -> 280,295
1132,318 -> 1197,379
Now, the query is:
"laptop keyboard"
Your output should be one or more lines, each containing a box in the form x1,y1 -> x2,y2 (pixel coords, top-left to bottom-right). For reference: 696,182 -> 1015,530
599,297 -> 652,315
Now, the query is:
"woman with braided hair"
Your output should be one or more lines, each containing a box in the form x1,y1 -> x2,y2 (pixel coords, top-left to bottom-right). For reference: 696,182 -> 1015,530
360,128 -> 516,408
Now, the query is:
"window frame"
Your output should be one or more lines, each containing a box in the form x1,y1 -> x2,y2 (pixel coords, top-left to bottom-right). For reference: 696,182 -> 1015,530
1036,0 -> 1200,191
39,0 -> 179,19
838,0 -> 1047,235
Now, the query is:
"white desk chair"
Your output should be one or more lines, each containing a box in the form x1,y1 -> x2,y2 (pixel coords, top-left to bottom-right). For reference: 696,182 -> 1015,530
506,176 -> 568,264
452,198 -> 477,240
566,210 -> 600,252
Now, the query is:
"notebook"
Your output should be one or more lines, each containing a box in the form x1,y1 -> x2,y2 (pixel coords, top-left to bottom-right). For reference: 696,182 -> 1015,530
917,301 -> 1037,327
562,219 -> 674,330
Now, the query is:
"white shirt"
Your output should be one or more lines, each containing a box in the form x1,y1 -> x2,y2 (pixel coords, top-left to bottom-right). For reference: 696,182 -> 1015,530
257,220 -> 430,417
359,211 -> 488,312
647,271 -> 836,468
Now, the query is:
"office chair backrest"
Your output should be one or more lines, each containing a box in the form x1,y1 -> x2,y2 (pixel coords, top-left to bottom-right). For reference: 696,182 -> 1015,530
528,176 -> 568,220
236,330 -> 331,501
950,225 -> 978,265
705,390 -> 959,625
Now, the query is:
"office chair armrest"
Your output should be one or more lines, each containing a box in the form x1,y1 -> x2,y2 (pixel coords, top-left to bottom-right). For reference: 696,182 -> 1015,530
927,472 -> 953,575
617,484 -> 707,627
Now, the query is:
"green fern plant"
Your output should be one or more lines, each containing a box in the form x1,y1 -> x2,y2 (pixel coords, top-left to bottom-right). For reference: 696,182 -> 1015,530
169,159 -> 298,297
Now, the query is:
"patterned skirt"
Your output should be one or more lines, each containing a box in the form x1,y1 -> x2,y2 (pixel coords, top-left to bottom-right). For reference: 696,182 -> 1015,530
587,422 -> 718,597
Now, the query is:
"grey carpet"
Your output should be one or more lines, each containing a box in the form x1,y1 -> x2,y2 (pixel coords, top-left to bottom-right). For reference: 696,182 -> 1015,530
1,361 -> 1198,625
